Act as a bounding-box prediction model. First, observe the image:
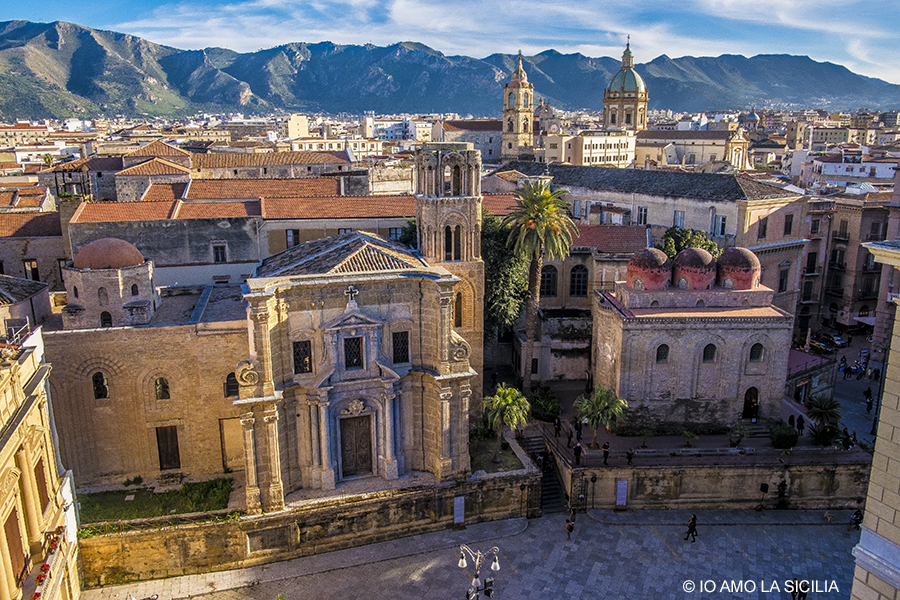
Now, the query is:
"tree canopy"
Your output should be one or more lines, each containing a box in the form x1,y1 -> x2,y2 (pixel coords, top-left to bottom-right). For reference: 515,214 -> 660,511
574,385 -> 628,447
658,226 -> 721,259
482,209 -> 528,338
482,383 -> 530,462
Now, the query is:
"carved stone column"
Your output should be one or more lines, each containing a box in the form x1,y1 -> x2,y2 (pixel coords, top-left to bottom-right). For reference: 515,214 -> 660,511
381,391 -> 398,480
262,411 -> 284,511
240,414 -> 261,513
439,387 -> 453,478
249,305 -> 275,397
317,400 -> 335,490
14,447 -> 42,555
0,490 -> 15,600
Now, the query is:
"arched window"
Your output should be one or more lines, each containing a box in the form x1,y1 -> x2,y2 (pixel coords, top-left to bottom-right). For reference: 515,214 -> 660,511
224,373 -> 239,397
73,286 -> 79,299
131,284 -> 139,296
524,92 -> 529,106
445,226 -> 453,261
749,343 -> 764,362
100,311 -> 112,327
507,119 -> 514,133
703,344 -> 717,363
570,265 -> 588,297
92,372 -> 108,399
155,377 -> 170,400
610,112 -> 617,125
454,292 -> 463,328
451,165 -> 462,196
454,225 -> 461,260
540,265 -> 558,297
656,344 -> 669,364
508,92 -> 514,108
98,287 -> 108,306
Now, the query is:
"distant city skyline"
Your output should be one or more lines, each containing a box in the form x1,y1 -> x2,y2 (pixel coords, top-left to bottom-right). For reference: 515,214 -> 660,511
4,0 -> 900,87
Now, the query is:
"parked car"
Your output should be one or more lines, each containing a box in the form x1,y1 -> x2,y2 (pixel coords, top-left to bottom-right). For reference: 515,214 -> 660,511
809,340 -> 836,355
819,333 -> 848,348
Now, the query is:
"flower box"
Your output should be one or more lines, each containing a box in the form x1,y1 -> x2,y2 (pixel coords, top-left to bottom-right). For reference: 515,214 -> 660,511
40,564 -> 49,573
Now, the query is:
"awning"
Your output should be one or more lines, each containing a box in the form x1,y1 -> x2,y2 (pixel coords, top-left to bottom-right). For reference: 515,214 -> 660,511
854,316 -> 876,326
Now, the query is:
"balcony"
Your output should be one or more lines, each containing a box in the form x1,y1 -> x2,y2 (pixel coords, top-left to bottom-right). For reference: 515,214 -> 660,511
866,234 -> 886,242
804,268 -> 820,277
832,231 -> 850,242
828,261 -> 846,271
824,287 -> 844,298
859,289 -> 880,300
862,263 -> 882,273
808,200 -> 836,213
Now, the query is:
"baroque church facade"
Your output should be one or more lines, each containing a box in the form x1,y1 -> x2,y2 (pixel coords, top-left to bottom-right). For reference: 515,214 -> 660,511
43,143 -> 486,513
603,42 -> 649,131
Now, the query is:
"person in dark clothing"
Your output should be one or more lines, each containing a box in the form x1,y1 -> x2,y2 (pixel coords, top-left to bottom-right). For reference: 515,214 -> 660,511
796,414 -> 805,435
850,509 -> 863,531
573,442 -> 583,466
570,508 -> 577,523
565,519 -> 574,540
626,448 -> 635,465
574,419 -> 583,442
602,441 -> 610,465
566,427 -> 573,449
788,415 -> 795,428
684,514 -> 697,542
554,416 -> 561,438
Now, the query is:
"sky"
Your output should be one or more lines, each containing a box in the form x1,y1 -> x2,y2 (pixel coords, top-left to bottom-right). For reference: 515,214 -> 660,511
4,0 -> 900,84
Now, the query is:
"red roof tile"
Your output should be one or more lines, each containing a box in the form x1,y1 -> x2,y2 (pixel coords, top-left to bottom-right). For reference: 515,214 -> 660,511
443,119 -> 502,132
118,158 -> 191,176
185,178 -> 340,199
192,151 -> 350,169
571,224 -> 648,253
141,183 -> 187,202
482,193 -> 518,216
261,195 -> 415,219
174,201 -> 261,219
71,201 -> 176,223
126,140 -> 190,157
0,212 -> 61,237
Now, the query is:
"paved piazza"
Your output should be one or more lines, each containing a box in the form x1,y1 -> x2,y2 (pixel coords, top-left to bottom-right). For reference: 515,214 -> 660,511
90,510 -> 859,600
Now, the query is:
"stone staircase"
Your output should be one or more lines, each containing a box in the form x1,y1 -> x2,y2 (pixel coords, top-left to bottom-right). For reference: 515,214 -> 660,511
518,434 -> 567,514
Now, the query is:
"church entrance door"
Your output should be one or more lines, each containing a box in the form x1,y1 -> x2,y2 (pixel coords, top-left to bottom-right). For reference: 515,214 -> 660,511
340,416 -> 372,477
156,425 -> 181,470
742,387 -> 760,422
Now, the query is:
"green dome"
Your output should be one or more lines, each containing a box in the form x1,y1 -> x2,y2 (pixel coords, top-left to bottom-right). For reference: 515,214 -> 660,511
607,68 -> 647,93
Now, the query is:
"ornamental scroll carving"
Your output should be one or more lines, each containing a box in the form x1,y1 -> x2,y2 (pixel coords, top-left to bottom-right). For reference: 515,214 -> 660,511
449,331 -> 471,361
0,468 -> 20,500
236,361 -> 259,386
341,399 -> 367,416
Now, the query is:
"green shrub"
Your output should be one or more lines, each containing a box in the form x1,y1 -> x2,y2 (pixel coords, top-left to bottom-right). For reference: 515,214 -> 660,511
528,381 -> 561,422
469,420 -> 493,442
769,420 -> 799,449
808,422 -> 841,446
682,430 -> 698,447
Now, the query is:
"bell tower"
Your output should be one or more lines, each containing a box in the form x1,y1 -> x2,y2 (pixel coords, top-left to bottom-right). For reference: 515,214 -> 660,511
501,51 -> 535,163
414,142 -> 485,408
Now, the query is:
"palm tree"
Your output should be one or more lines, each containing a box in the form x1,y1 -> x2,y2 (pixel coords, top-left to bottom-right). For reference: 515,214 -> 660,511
504,179 -> 578,391
805,395 -> 841,427
574,385 -> 628,448
482,383 -> 530,462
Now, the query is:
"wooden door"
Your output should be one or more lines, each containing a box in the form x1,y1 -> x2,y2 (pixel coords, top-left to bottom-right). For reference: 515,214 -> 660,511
156,425 -> 181,470
340,416 -> 372,477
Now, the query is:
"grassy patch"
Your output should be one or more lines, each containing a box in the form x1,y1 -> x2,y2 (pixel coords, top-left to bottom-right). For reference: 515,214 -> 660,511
77,478 -> 233,523
470,436 -> 523,474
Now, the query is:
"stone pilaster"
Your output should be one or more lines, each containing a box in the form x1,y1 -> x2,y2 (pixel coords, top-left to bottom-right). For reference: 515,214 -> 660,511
15,447 -> 43,555
240,414 -> 260,513
262,411 -> 284,511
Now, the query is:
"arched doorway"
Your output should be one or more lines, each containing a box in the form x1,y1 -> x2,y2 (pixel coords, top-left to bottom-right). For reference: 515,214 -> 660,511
742,387 -> 759,421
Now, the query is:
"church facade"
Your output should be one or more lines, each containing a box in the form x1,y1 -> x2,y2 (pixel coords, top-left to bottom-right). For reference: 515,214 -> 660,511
501,53 -> 535,163
603,43 -> 649,131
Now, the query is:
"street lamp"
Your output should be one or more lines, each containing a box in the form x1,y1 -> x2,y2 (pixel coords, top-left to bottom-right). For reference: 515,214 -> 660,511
458,544 -> 500,598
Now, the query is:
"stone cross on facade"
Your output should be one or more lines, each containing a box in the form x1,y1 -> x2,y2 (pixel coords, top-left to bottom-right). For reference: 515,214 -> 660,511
344,285 -> 359,311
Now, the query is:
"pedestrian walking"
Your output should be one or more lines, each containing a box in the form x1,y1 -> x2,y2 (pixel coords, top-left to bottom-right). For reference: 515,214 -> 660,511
850,509 -> 863,531
848,335 -> 853,345
796,414 -> 805,435
867,398 -> 874,413
573,442 -> 583,466
565,519 -> 574,540
602,441 -> 610,465
574,419 -> 583,442
788,415 -> 795,428
790,578 -> 800,600
684,514 -> 697,542
566,426 -> 573,449
626,448 -> 635,465
570,508 -> 577,523
554,416 -> 561,438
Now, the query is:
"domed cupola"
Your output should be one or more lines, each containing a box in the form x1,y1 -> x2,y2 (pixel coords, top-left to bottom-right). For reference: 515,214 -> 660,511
606,42 -> 648,95
716,247 -> 761,290
672,248 -> 716,290
626,247 -> 671,290
603,39 -> 649,131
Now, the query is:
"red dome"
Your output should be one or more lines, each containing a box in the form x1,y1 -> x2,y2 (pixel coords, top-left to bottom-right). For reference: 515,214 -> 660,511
626,248 -> 671,290
672,248 -> 716,290
73,238 -> 145,270
717,247 -> 761,290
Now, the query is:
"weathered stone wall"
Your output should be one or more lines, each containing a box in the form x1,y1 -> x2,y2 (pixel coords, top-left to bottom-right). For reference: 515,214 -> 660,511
550,449 -> 869,510
78,473 -> 541,587
0,235 -> 68,291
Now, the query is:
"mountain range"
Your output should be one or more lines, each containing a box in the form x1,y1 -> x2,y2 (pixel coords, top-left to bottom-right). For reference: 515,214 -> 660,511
1,20 -> 899,120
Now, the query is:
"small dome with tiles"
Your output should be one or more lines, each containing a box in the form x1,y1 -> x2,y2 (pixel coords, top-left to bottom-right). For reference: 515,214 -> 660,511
672,247 -> 716,290
626,247 -> 671,290
73,238 -> 145,270
717,247 -> 761,290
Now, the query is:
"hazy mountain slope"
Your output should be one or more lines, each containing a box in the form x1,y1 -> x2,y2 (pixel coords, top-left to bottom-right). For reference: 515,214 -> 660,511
0,20 -> 898,120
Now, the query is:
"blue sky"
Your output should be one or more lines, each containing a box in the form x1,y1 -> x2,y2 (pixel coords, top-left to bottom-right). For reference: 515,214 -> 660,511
5,0 -> 900,84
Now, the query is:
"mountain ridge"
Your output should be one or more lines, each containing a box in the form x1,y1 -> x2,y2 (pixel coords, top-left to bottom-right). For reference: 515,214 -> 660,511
0,20 -> 898,120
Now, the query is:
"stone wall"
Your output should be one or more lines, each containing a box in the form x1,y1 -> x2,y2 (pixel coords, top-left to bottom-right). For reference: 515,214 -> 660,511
78,473 -> 541,587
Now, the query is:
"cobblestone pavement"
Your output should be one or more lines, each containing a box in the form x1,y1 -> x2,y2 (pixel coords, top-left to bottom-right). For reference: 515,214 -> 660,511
89,511 -> 860,600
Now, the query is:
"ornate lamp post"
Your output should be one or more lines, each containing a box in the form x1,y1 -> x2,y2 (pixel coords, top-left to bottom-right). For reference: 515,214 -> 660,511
458,544 -> 501,598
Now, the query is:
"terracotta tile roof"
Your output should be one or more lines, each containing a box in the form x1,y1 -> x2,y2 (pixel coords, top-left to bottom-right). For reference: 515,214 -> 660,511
192,151 -> 351,169
571,225 -> 648,253
41,156 -> 123,173
260,195 -> 415,219
11,189 -> 47,208
141,183 -> 187,202
174,201 -> 261,219
637,130 -> 741,141
494,170 -> 526,182
0,124 -> 48,131
482,193 -> 518,216
70,201 -> 176,223
185,178 -> 340,200
443,119 -> 502,132
0,274 -> 48,304
117,158 -> 191,176
256,231 -> 426,277
0,212 -> 61,237
126,140 -> 190,157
